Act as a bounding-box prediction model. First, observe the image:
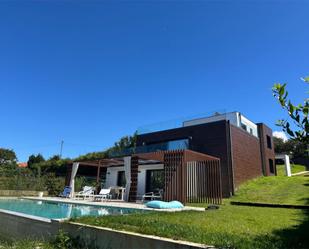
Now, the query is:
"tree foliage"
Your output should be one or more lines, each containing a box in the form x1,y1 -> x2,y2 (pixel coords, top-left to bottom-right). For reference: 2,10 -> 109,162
108,132 -> 137,155
75,132 -> 138,161
0,148 -> 17,165
112,132 -> 137,151
272,77 -> 309,145
273,137 -> 286,154
0,148 -> 18,177
273,137 -> 308,157
27,154 -> 45,167
5,132 -> 138,179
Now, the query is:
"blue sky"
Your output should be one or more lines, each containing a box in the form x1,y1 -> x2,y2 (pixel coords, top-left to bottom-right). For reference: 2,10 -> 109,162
0,1 -> 308,162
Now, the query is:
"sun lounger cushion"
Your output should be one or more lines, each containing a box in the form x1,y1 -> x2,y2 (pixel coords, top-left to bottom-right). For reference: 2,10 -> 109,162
146,200 -> 184,209
59,186 -> 72,198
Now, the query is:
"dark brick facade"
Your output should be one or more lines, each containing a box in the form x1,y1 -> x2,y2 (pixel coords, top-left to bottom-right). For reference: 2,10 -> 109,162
137,120 -> 233,197
136,120 -> 275,197
257,123 -> 276,176
230,125 -> 263,188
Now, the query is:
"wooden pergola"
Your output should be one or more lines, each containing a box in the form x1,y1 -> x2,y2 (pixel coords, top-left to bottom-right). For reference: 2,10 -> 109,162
65,157 -> 162,193
65,150 -> 222,204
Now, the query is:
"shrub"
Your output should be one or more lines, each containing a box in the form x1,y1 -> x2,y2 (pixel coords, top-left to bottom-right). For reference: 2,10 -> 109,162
43,173 -> 65,196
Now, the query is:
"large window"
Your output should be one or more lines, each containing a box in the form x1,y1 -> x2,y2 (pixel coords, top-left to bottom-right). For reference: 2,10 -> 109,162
146,169 -> 165,193
241,123 -> 247,131
137,138 -> 189,154
269,159 -> 275,174
117,171 -> 126,187
266,135 -> 272,149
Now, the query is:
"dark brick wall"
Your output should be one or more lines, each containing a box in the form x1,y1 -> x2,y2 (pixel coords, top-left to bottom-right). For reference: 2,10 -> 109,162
230,125 -> 263,188
257,123 -> 276,176
136,121 -> 234,197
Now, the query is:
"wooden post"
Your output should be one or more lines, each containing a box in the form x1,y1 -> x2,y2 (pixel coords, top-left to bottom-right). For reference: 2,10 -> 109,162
96,161 -> 101,189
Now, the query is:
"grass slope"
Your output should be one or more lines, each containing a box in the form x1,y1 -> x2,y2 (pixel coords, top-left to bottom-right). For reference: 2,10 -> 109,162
276,164 -> 307,176
232,175 -> 309,205
74,175 -> 309,249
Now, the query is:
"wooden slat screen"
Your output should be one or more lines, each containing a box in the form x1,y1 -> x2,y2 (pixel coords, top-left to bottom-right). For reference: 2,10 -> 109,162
163,151 -> 185,203
186,160 -> 222,204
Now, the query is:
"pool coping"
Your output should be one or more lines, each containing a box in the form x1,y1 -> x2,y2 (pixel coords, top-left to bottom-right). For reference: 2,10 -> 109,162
0,208 -> 51,223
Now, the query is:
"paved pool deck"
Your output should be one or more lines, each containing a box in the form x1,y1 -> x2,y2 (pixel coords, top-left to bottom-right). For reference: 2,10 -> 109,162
23,196 -> 205,212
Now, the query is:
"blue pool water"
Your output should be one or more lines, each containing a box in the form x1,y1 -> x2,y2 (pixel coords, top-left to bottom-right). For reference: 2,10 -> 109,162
0,199 -> 146,219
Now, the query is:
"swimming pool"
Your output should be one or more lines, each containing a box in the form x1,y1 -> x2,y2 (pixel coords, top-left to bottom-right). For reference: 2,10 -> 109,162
0,199 -> 146,220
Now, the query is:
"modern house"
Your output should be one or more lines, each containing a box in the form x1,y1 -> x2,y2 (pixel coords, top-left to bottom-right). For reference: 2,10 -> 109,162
136,111 -> 275,197
65,111 -> 275,203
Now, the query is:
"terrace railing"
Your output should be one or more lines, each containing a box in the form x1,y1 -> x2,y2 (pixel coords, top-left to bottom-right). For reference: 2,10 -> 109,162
108,139 -> 189,158
137,109 -> 227,135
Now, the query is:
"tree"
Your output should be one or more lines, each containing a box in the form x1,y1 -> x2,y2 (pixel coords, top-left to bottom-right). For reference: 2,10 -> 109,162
273,137 -> 307,157
27,153 -> 45,177
0,148 -> 18,176
285,139 -> 308,158
273,137 -> 287,154
27,154 -> 45,168
272,76 -> 309,146
49,155 -> 61,161
112,132 -> 137,152
0,148 -> 17,165
74,132 -> 138,161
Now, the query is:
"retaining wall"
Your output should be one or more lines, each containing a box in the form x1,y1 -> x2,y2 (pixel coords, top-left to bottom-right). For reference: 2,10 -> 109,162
0,209 -> 212,249
0,210 -> 59,240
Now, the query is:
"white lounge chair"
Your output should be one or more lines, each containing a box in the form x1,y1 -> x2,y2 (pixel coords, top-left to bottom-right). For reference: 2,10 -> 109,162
142,189 -> 163,202
93,188 -> 111,202
74,186 -> 95,200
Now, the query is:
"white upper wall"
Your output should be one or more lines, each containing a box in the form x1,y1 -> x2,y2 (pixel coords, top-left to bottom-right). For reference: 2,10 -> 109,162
105,164 -> 164,198
239,114 -> 258,137
183,111 -> 258,137
105,166 -> 124,188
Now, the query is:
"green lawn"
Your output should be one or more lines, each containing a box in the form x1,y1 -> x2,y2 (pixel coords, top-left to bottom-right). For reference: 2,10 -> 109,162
74,175 -> 309,249
232,175 -> 309,205
276,164 -> 307,176
74,204 -> 308,249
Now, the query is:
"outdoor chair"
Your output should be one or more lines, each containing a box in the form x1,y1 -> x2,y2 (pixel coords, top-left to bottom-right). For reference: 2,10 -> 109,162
59,186 -> 72,198
93,188 -> 112,202
142,189 -> 163,202
74,186 -> 95,200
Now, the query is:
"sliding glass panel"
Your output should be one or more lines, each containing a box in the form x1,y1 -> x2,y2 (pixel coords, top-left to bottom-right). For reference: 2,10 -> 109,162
146,169 -> 165,193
